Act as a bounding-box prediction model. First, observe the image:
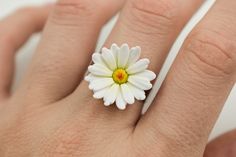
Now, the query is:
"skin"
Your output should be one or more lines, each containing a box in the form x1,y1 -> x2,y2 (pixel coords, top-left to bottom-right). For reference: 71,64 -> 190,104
204,129 -> 236,157
0,0 -> 235,156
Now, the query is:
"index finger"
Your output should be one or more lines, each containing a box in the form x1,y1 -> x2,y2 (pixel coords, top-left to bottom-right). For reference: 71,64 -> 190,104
136,0 -> 236,156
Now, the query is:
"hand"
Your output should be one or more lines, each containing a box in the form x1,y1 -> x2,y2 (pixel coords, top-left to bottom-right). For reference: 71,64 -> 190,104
0,0 -> 235,156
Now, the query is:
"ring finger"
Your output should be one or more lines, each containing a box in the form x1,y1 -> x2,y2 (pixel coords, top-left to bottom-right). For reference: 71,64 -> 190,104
16,0 -> 125,106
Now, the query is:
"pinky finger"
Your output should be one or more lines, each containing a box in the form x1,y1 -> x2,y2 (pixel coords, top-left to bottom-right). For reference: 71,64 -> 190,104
0,5 -> 51,101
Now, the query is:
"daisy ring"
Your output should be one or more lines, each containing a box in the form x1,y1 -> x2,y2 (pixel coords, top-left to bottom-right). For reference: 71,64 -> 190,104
85,43 -> 156,110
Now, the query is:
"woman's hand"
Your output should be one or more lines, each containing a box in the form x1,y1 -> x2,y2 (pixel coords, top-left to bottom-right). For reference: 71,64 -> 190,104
0,0 -> 235,156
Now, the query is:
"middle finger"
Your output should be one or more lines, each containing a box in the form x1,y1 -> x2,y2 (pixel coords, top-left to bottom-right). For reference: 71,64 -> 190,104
74,0 -> 204,125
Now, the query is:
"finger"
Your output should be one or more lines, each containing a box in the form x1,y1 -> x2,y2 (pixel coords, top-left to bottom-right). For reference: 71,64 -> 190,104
18,0 -> 126,105
74,0 -> 203,125
204,129 -> 236,157
0,6 -> 51,101
137,0 -> 236,156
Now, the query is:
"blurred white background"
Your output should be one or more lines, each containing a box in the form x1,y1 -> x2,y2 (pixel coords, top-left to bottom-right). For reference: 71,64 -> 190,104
0,0 -> 235,141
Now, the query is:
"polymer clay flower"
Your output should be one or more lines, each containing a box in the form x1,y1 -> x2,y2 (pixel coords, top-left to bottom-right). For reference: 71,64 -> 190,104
85,43 -> 156,110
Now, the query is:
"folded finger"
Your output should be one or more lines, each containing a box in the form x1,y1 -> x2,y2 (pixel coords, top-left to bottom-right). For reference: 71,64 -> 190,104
0,6 -> 51,101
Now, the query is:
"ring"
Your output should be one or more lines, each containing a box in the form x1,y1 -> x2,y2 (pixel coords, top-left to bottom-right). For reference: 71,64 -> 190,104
85,43 -> 156,110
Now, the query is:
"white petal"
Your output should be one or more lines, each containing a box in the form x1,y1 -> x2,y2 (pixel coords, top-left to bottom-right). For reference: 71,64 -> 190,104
85,74 -> 105,82
88,64 -> 112,76
128,75 -> 152,90
121,84 -> 135,105
89,78 -> 114,91
103,84 -> 119,106
102,48 -> 117,70
127,46 -> 141,66
111,43 -> 119,60
135,70 -> 156,81
116,87 -> 127,110
118,44 -> 130,68
85,73 -> 93,82
126,59 -> 150,74
127,83 -> 146,100
93,86 -> 110,99
92,53 -> 106,66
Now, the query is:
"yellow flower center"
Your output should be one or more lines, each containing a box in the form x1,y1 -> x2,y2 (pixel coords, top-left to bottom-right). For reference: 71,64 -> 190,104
112,68 -> 128,84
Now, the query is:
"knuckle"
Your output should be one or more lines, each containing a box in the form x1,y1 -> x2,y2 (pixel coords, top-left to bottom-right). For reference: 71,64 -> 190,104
185,29 -> 236,76
51,0 -> 104,26
125,0 -> 178,35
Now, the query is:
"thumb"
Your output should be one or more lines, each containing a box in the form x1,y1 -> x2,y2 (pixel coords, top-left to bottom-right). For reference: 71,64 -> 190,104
204,129 -> 236,157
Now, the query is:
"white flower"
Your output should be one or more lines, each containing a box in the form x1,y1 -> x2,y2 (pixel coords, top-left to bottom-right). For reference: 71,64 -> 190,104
85,43 -> 156,110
